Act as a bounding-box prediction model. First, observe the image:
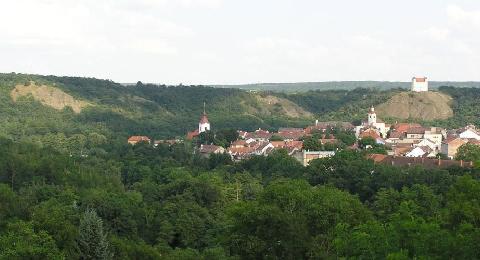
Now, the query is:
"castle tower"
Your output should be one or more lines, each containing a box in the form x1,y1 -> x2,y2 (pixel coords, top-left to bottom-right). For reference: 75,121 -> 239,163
411,77 -> 428,92
368,106 -> 377,125
198,102 -> 211,133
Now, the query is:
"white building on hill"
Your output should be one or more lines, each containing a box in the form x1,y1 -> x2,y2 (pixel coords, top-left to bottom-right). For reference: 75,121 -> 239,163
411,77 -> 428,92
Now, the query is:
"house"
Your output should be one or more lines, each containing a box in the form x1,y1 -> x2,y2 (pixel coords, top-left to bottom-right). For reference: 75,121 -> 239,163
128,136 -> 151,145
405,127 -> 426,139
423,127 -> 444,149
405,146 -> 436,158
369,154 -> 473,169
245,129 -> 273,142
359,128 -> 385,144
299,150 -> 336,166
441,137 -> 468,159
458,126 -> 480,140
277,128 -> 305,141
411,77 -> 428,92
199,144 -> 225,157
393,123 -> 423,134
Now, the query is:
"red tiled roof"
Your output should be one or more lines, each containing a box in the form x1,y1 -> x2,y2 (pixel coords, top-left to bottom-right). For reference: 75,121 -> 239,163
128,136 -> 151,142
414,77 -> 427,82
186,129 -> 200,140
360,129 -> 381,139
394,123 -> 423,133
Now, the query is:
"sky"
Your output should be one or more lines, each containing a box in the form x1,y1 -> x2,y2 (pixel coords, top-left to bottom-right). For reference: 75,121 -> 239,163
1,0 -> 480,85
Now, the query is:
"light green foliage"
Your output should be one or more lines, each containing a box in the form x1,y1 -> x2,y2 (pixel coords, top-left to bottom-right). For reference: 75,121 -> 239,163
77,209 -> 111,260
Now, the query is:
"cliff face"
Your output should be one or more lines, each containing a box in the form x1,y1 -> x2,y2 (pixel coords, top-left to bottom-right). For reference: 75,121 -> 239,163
376,91 -> 453,120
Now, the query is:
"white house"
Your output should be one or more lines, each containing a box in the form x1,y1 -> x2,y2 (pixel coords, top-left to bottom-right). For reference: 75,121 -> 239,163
406,146 -> 435,158
412,77 -> 428,92
458,127 -> 480,140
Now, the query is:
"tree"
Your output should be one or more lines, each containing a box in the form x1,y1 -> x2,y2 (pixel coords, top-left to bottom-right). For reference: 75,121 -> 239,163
456,143 -> 480,163
0,220 -> 63,259
77,208 -> 111,260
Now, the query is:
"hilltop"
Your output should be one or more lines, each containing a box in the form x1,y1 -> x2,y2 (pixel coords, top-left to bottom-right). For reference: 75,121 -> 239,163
376,91 -> 454,121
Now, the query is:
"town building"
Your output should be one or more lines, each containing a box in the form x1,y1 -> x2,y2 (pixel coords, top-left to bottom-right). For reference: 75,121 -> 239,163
355,107 -> 390,138
199,144 -> 225,157
127,136 -> 151,145
298,150 -> 336,166
411,77 -> 428,92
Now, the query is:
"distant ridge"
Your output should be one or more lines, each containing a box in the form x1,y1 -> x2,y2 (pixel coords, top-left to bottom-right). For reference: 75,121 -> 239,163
210,81 -> 480,92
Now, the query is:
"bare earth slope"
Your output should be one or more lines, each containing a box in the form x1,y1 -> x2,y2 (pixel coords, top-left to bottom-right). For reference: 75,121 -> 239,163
376,91 -> 453,120
11,83 -> 91,113
253,95 -> 313,118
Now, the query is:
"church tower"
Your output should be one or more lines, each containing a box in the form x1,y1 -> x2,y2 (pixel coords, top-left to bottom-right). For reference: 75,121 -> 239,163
368,106 -> 377,125
198,102 -> 211,133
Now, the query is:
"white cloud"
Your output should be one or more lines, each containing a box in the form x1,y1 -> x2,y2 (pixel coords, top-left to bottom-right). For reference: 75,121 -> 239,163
425,27 -> 450,41
447,5 -> 480,27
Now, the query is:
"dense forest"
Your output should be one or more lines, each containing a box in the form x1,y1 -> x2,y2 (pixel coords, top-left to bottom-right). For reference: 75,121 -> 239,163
1,137 -> 480,259
1,73 -> 480,259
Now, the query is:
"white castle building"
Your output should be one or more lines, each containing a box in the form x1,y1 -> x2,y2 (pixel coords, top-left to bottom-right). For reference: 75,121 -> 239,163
411,77 -> 428,92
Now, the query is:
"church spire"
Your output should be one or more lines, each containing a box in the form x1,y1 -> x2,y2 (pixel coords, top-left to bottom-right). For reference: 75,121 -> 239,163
203,101 -> 206,114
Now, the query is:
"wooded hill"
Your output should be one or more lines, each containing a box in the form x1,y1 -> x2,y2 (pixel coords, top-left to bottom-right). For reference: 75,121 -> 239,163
1,73 -> 479,150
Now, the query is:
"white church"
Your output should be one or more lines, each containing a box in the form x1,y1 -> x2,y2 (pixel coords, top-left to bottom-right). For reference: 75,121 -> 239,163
355,107 -> 390,138
411,77 -> 428,92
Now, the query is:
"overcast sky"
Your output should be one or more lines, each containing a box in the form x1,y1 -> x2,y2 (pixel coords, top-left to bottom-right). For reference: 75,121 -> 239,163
1,0 -> 480,84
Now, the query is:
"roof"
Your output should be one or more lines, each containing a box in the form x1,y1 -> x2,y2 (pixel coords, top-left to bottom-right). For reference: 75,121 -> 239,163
389,131 -> 404,139
368,154 -> 473,169
305,122 -> 354,134
406,127 -> 426,135
128,136 -> 151,142
200,144 -> 223,153
199,113 -> 209,124
394,123 -> 423,133
413,77 -> 427,82
443,137 -> 468,145
231,140 -> 247,147
360,128 -> 381,139
186,129 -> 200,140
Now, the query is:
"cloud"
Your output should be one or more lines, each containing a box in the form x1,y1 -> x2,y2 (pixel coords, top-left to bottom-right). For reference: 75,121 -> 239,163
446,5 -> 480,27
425,27 -> 450,41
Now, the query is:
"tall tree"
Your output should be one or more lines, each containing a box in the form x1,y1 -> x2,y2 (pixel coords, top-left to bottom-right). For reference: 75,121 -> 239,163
77,209 -> 111,260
